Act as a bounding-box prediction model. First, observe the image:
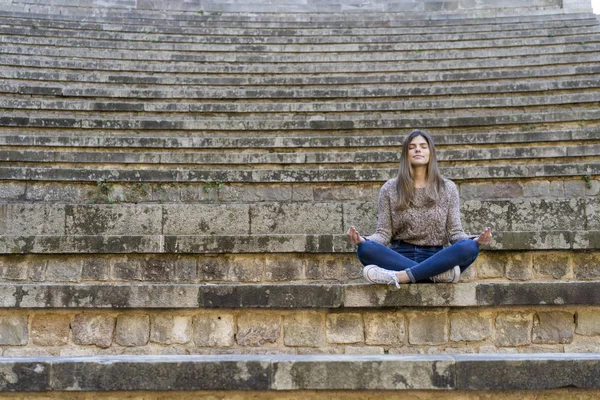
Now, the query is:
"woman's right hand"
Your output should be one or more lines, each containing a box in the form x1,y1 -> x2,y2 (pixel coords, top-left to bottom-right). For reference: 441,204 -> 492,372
347,226 -> 366,245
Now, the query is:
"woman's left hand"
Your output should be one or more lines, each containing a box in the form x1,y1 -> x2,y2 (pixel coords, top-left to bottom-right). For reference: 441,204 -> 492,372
474,227 -> 492,245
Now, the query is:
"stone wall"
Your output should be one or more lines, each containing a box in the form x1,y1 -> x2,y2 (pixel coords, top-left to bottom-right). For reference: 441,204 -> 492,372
0,0 -> 593,13
1,307 -> 599,356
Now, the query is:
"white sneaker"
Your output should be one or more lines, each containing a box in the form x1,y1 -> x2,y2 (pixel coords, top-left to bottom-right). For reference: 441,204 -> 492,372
431,265 -> 461,283
363,265 -> 401,288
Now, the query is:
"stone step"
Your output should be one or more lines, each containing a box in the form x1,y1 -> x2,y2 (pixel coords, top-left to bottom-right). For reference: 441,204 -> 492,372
0,281 -> 598,308
0,162 -> 596,184
4,41 -> 600,63
1,109 -> 599,132
0,199 -> 595,239
1,354 -> 600,391
0,8 -> 594,25
3,92 -> 600,114
3,23 -> 599,46
1,11 -> 596,31
1,144 -> 598,165
3,76 -> 600,99
2,63 -> 600,86
1,177 -> 595,206
1,128 -> 596,149
0,249 -> 597,284
5,29 -> 600,52
5,51 -> 599,73
0,231 -> 597,254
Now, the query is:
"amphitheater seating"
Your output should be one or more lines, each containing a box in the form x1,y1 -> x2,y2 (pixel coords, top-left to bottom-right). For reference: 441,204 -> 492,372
0,3 -> 598,397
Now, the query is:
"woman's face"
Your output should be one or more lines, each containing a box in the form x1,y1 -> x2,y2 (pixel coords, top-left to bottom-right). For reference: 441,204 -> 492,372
407,135 -> 430,167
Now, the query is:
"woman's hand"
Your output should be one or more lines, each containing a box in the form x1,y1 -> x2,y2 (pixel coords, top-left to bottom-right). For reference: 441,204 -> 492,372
347,226 -> 366,245
474,227 -> 492,246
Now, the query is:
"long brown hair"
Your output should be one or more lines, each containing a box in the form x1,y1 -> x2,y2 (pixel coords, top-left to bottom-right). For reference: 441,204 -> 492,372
395,129 -> 444,210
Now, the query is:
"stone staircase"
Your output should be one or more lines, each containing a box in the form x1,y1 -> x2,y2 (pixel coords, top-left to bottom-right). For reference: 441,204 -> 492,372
0,2 -> 599,397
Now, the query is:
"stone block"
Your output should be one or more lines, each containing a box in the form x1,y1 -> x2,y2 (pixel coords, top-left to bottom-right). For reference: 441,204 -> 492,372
533,311 -> 574,344
564,180 -> 587,197
81,257 -> 109,281
342,202 -> 377,232
0,204 -> 65,235
576,310 -> 600,336
511,199 -> 585,231
72,314 -> 115,348
237,313 -> 281,347
326,313 -> 364,344
0,182 -> 25,200
174,257 -> 197,281
476,252 -> 505,278
27,259 -> 47,282
283,312 -> 324,347
364,312 -> 405,345
1,258 -> 29,281
163,204 -> 250,235
264,257 -> 304,281
26,183 -> 88,203
45,258 -> 82,282
522,180 -> 551,197
0,360 -> 51,391
533,253 -> 570,279
31,314 -> 71,346
573,252 -> 600,280
52,356 -> 271,391
197,255 -> 229,281
0,315 -> 28,345
495,312 -> 533,347
218,184 -> 292,202
505,253 -> 533,281
115,314 -> 150,347
586,198 -> 599,230
250,203 -> 343,234
150,315 -> 192,345
193,312 -> 234,347
408,311 -> 448,345
450,311 -> 492,342
111,256 -> 142,281
462,200 -> 511,232
461,182 -> 523,200
141,258 -> 175,282
65,205 -> 162,235
272,356 -> 455,390
305,256 -> 343,281
291,184 -> 314,201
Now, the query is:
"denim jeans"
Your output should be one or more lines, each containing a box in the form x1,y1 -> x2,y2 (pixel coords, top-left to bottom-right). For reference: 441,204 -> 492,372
357,239 -> 479,283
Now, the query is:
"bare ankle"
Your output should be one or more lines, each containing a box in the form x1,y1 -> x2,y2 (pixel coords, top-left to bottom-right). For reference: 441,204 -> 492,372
395,271 -> 411,284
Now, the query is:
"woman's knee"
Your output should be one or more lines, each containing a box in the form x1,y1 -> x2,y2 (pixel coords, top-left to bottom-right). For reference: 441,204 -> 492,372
458,239 -> 480,258
357,240 -> 377,259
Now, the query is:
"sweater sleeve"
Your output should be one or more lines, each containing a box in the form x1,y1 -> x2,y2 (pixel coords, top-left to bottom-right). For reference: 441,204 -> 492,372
446,181 -> 469,244
365,181 -> 393,246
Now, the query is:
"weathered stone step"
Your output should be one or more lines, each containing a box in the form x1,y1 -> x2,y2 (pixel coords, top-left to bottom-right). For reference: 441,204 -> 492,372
4,76 -> 600,99
2,63 -> 599,86
2,109 -> 599,132
1,128 -> 596,149
4,41 -> 600,63
0,231 -> 597,254
0,249 -> 596,284
0,162 -> 596,183
3,24 -> 599,46
5,51 -> 598,73
1,12 -> 596,33
0,281 -> 599,308
5,31 -> 600,53
0,8 -> 593,25
0,199 -> 595,239
2,354 -> 600,391
3,92 -> 600,114
1,144 -> 597,165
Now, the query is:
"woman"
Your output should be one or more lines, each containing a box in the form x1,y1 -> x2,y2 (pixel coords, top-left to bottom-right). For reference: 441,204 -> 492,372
347,129 -> 492,288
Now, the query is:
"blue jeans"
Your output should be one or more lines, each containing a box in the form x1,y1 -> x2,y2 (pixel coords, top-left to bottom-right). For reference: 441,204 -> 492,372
357,239 -> 479,283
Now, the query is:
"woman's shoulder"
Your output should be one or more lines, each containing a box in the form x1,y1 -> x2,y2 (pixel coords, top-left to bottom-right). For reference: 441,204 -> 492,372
441,178 -> 457,190
380,178 -> 397,191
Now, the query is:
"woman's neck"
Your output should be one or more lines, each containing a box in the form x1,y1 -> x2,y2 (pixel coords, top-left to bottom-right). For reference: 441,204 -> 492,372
413,167 -> 427,188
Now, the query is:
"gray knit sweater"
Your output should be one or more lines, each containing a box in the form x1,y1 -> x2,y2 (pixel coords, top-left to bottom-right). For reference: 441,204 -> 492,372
365,178 -> 469,247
